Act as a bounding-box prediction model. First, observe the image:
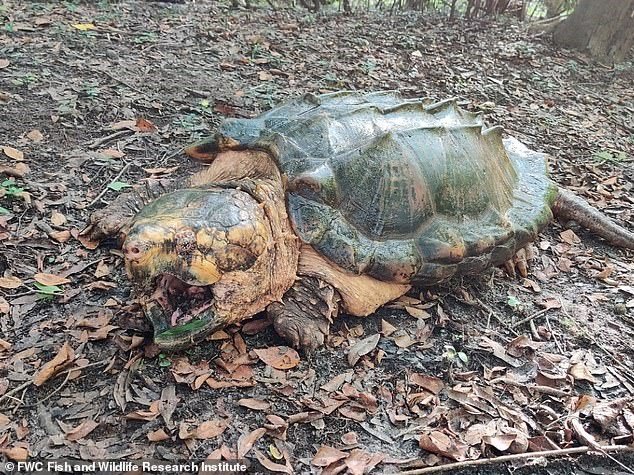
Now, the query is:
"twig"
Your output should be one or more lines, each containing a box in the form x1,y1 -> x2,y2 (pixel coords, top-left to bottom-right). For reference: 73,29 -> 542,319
0,381 -> 32,405
83,162 -> 130,209
489,377 -> 571,397
88,129 -> 134,150
569,414 -> 634,474
511,308 -> 550,329
400,444 -> 634,474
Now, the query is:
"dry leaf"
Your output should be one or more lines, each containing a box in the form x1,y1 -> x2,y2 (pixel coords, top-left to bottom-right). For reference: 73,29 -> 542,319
568,362 -> 597,383
147,428 -> 170,442
100,148 -> 125,159
259,71 -> 274,81
111,119 -> 137,130
347,333 -> 380,366
419,430 -> 469,461
72,23 -> 95,31
405,306 -> 431,319
559,229 -> 580,245
179,420 -> 227,440
50,211 -> 66,226
254,346 -> 300,370
255,450 -> 292,474
482,433 -> 517,451
34,272 -> 70,286
0,276 -> 23,289
238,428 -> 266,458
3,146 -> 24,160
32,342 -> 75,386
0,297 -> 9,314
0,446 -> 28,461
94,260 -> 110,278
381,319 -> 397,336
26,129 -> 44,142
0,59 -> 9,69
409,373 -> 444,394
136,118 -> 158,132
65,420 -> 99,441
312,445 -> 348,466
238,398 -> 270,411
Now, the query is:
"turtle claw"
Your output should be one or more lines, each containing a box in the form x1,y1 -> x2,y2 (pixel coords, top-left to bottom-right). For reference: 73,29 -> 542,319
267,276 -> 339,352
504,246 -> 535,278
81,206 -> 133,242
271,312 -> 330,352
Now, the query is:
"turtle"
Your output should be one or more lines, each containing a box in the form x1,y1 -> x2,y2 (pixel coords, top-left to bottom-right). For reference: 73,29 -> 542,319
83,91 -> 634,351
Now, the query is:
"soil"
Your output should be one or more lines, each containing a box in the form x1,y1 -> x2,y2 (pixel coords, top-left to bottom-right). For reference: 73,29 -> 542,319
0,1 -> 633,474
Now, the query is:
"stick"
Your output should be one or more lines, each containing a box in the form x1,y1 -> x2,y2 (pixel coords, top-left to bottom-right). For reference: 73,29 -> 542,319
88,129 -> 134,149
83,162 -> 130,209
400,445 -> 634,474
511,308 -> 549,329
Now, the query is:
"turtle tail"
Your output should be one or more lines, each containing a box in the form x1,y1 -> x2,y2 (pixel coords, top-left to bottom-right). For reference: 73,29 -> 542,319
551,188 -> 634,249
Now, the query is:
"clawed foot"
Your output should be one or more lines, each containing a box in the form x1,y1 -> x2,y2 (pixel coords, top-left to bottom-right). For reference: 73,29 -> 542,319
81,205 -> 134,242
504,246 -> 536,278
271,310 -> 330,352
267,277 -> 339,352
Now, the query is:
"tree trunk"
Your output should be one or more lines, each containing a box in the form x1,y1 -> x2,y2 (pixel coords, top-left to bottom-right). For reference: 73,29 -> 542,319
553,0 -> 634,64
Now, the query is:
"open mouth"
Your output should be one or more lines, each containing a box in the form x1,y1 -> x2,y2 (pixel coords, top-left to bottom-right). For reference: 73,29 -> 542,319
141,274 -> 218,349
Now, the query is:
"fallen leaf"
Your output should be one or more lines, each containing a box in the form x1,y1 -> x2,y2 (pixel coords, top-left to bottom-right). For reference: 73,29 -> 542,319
410,373 -> 444,394
26,129 -> 44,142
136,118 -> 157,133
238,398 -> 270,411
0,297 -> 9,314
72,23 -> 96,31
34,273 -> 70,286
568,362 -> 597,383
32,342 -> 75,386
381,319 -> 397,336
311,445 -> 348,466
259,71 -> 274,81
255,450 -> 292,474
254,346 -> 300,370
2,146 -> 23,160
347,333 -> 380,366
405,306 -> 431,319
94,260 -> 110,278
111,119 -> 137,130
238,428 -> 266,458
50,211 -> 66,226
419,430 -> 469,461
0,446 -> 28,461
482,433 -> 517,451
65,420 -> 99,441
0,276 -> 23,289
179,420 -> 227,440
559,229 -> 580,245
147,428 -> 170,442
0,59 -> 9,69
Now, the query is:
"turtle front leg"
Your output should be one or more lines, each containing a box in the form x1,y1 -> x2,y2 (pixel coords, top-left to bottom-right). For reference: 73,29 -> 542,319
81,178 -> 176,241
267,276 -> 340,351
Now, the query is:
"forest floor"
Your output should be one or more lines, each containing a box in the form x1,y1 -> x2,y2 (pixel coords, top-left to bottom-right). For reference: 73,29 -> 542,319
1,1 -> 633,474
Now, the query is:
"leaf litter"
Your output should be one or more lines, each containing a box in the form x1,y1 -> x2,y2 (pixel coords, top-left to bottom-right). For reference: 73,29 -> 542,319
0,1 -> 632,473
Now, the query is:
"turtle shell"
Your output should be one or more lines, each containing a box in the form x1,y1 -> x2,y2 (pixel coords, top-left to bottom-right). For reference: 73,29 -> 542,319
205,91 -> 558,285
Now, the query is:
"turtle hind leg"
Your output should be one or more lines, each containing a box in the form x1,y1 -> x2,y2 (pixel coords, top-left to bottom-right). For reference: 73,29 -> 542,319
267,276 -> 340,351
504,245 -> 536,278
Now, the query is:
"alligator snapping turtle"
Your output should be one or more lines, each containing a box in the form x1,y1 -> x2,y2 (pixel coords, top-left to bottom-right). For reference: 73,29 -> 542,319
84,91 -> 634,350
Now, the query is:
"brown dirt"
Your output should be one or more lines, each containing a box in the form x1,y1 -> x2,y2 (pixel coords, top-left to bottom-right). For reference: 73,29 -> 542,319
0,1 -> 633,473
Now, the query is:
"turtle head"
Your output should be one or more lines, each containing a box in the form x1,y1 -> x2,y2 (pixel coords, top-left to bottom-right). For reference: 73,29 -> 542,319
122,187 -> 272,349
